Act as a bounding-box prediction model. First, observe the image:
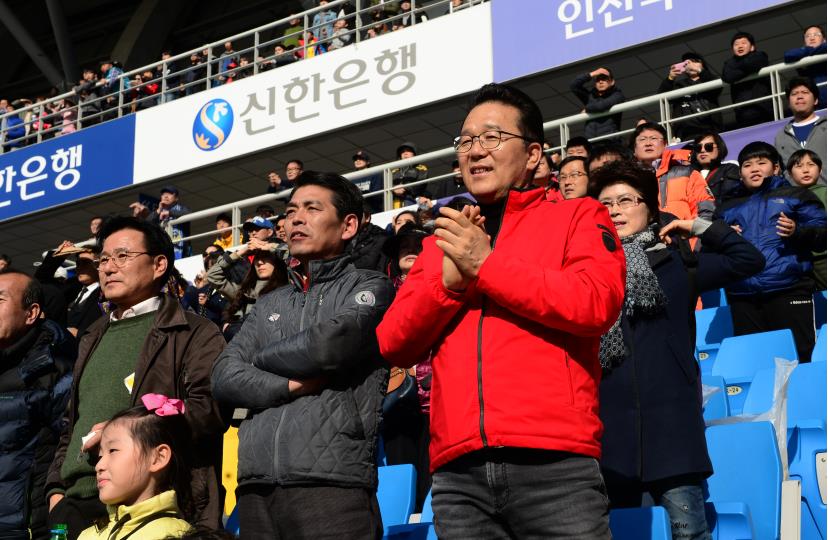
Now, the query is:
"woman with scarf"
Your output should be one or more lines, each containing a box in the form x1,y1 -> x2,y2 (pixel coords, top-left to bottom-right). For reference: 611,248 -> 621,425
589,160 -> 764,540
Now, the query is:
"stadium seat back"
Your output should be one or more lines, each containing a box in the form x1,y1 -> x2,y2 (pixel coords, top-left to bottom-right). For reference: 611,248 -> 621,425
712,330 -> 798,413
705,421 -> 783,540
701,375 -> 729,421
788,362 -> 827,427
741,367 -> 777,416
696,306 -> 734,350
378,464 -> 417,529
609,507 -> 672,540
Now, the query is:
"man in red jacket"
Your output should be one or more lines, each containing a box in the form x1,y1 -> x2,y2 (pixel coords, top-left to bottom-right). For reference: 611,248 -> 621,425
376,83 -> 626,538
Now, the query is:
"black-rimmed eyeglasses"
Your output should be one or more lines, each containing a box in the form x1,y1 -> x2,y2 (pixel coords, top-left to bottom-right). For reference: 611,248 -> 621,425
453,130 -> 533,153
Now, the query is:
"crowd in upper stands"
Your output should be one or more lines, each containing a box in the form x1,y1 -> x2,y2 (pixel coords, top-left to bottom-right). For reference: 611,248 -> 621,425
0,0 -> 474,150
0,9 -> 825,540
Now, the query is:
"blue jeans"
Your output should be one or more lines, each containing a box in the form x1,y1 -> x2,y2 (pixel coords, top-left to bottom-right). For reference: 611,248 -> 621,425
606,476 -> 711,540
431,448 -> 611,539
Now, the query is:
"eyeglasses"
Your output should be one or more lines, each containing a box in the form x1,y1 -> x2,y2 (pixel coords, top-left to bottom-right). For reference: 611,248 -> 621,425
559,171 -> 588,182
635,135 -> 664,144
696,142 -> 717,153
454,130 -> 532,153
805,32 -> 823,38
94,250 -> 150,269
599,196 -> 645,210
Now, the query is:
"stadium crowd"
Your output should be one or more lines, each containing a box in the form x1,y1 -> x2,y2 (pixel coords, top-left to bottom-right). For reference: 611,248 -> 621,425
0,11 -> 825,540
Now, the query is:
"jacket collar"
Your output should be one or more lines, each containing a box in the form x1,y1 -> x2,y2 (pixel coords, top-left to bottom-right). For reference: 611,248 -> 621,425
107,490 -> 181,527
785,114 -> 825,132
288,253 -> 353,291
654,148 -> 692,177
503,185 -> 546,213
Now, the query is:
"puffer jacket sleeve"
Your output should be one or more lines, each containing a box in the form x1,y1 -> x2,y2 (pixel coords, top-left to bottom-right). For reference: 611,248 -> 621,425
206,253 -> 242,300
211,303 -> 291,408
696,219 -> 766,291
584,86 -> 625,113
376,239 -> 472,368
252,273 -> 395,378
687,169 -> 716,220
474,198 -> 626,336
789,188 -> 827,252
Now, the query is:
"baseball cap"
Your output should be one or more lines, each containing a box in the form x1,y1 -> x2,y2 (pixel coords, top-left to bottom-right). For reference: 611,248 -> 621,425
353,150 -> 370,161
160,185 -> 179,196
242,216 -> 274,231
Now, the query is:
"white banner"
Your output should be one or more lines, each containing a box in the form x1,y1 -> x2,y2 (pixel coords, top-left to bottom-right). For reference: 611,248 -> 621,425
133,5 -> 492,183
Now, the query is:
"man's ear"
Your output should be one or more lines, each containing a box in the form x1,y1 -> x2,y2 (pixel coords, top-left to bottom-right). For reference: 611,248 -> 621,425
525,141 -> 543,173
25,303 -> 41,325
341,214 -> 360,242
153,255 -> 168,282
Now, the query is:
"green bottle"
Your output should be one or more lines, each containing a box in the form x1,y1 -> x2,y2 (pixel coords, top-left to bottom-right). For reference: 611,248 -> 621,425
49,524 -> 68,540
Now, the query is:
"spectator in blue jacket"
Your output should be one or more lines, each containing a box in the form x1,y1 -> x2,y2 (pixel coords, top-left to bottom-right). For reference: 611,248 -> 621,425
784,25 -> 827,105
2,103 -> 26,150
717,141 -> 827,362
569,67 -> 626,139
0,271 -> 74,540
312,0 -> 338,42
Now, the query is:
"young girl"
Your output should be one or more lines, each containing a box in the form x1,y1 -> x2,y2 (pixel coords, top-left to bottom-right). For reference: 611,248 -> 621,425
788,149 -> 827,290
78,394 -> 193,540
717,142 -> 826,362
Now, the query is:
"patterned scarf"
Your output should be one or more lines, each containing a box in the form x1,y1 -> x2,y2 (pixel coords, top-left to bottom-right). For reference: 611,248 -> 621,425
599,224 -> 668,370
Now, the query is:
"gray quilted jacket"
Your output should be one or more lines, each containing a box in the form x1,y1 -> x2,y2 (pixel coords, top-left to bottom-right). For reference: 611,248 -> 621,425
211,254 -> 394,489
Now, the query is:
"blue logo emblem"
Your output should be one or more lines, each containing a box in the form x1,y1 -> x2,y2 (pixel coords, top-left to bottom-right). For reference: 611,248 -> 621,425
192,99 -> 234,151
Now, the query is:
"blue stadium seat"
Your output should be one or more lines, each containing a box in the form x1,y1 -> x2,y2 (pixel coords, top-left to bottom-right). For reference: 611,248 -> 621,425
700,288 -> 728,308
695,306 -> 734,373
787,362 -> 827,539
815,291 -> 826,329
741,367 -> 777,416
813,324 -> 826,363
609,507 -> 672,540
378,464 -> 417,537
712,330 -> 798,415
705,421 -> 783,540
385,490 -> 436,540
225,504 -> 240,536
701,375 -> 730,421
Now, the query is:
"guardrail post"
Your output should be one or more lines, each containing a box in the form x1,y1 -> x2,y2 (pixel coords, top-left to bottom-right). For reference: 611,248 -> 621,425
232,206 -> 242,246
411,0 -> 417,25
161,61 -> 168,103
117,76 -> 125,118
253,31 -> 261,75
383,169 -> 393,212
355,0 -> 361,43
206,46 -> 213,90
0,114 -> 6,154
662,97 -> 674,142
303,13 -> 310,59
76,100 -> 83,130
36,105 -> 44,144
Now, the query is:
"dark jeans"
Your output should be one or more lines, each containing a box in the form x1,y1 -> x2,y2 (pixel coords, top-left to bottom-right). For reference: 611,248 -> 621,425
237,484 -> 382,540
606,475 -> 711,540
47,496 -> 107,540
431,448 -> 610,539
728,288 -> 816,363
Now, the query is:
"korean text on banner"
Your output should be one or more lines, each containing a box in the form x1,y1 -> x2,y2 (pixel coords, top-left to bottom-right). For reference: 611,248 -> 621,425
491,0 -> 794,82
133,4 -> 493,184
0,116 -> 135,222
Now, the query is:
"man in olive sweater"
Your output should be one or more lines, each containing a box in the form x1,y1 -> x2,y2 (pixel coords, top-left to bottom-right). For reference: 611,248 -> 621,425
46,217 -> 226,540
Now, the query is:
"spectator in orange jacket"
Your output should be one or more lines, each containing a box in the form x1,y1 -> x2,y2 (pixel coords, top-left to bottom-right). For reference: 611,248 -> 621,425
632,122 -> 715,221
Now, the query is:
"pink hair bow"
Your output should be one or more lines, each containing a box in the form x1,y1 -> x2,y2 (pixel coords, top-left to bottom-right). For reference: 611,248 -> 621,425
141,393 -> 186,416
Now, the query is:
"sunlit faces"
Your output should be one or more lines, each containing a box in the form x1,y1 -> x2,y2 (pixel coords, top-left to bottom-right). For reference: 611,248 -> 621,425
560,160 -> 589,200
789,85 -> 817,118
457,102 -> 541,204
285,185 -> 358,263
732,37 -> 754,57
96,421 -> 169,507
98,229 -> 167,309
0,273 -> 40,349
253,252 -> 276,279
695,136 -> 719,167
633,129 -> 666,165
740,156 -> 778,189
598,183 -> 651,239
397,236 -> 422,275
790,154 -> 821,187
393,212 -> 417,232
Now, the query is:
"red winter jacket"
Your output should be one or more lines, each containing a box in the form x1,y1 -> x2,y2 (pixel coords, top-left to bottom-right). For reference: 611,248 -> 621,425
376,188 -> 626,471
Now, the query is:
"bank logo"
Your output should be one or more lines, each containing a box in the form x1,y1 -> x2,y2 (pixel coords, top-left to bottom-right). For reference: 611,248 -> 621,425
192,99 -> 234,151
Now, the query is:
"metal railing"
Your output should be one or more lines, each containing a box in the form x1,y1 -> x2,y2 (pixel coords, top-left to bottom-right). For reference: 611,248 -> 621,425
0,0 -> 482,152
160,53 -> 826,248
